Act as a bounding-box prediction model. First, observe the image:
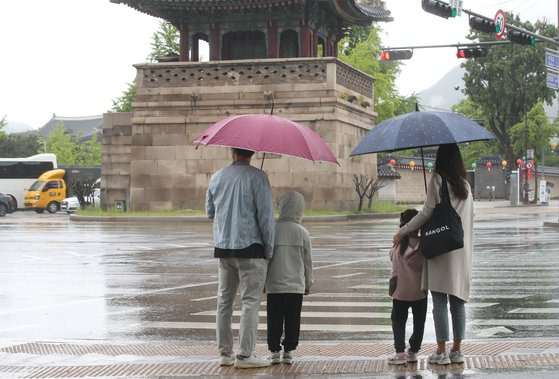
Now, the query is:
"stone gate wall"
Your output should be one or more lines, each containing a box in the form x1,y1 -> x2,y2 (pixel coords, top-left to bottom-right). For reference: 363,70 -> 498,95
102,57 -> 377,211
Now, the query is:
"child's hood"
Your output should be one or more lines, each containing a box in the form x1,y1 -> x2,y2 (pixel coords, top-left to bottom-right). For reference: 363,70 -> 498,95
277,191 -> 304,223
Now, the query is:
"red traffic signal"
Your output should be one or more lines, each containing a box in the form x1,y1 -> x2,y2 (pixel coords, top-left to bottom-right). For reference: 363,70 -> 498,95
456,48 -> 488,59
381,49 -> 413,61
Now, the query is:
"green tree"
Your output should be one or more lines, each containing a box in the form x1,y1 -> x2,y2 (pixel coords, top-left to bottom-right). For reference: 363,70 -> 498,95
111,81 -> 136,112
461,13 -> 556,164
452,99 -> 500,167
77,133 -> 102,167
510,102 -> 558,164
0,133 -> 42,157
46,123 -> 79,166
338,26 -> 418,122
0,115 -> 6,138
148,21 -> 179,62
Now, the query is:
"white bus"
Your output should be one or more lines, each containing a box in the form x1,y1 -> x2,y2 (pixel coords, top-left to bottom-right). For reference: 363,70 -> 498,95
0,154 -> 58,209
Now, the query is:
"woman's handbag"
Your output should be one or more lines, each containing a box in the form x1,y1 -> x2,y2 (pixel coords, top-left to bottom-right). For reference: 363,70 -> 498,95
420,178 -> 464,259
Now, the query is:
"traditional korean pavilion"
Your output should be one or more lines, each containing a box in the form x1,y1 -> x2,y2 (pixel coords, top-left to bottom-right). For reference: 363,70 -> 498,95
103,0 -> 392,211
111,0 -> 392,61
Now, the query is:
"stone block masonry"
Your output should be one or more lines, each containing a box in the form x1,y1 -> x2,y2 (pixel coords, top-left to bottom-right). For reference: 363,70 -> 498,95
103,58 -> 377,211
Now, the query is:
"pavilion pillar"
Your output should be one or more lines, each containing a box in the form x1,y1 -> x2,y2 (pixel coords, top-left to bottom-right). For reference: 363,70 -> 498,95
179,25 -> 189,62
267,21 -> 278,58
325,37 -> 332,57
300,24 -> 311,57
191,35 -> 199,62
312,28 -> 319,57
332,38 -> 338,58
210,24 -> 220,61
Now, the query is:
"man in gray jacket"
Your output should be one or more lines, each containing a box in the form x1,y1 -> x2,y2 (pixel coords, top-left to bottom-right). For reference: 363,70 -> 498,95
206,147 -> 274,369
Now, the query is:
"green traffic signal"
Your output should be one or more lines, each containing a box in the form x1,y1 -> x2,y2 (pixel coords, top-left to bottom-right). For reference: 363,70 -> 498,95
508,30 -> 536,45
422,0 -> 454,19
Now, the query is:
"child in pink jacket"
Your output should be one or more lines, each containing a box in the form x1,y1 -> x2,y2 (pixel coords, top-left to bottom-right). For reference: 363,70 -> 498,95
388,209 -> 427,365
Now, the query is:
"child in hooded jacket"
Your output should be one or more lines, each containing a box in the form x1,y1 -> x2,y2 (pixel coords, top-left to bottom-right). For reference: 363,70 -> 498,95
265,191 -> 313,365
388,209 -> 427,365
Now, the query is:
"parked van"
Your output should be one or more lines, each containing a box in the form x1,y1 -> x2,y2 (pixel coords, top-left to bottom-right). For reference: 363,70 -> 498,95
24,169 -> 67,213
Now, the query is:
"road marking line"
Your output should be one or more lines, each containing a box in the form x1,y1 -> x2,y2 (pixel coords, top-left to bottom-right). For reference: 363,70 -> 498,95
476,326 -> 513,337
192,296 -> 217,302
471,319 -> 559,326
315,259 -> 377,270
192,310 -> 392,318
509,308 -> 559,314
332,273 -> 365,279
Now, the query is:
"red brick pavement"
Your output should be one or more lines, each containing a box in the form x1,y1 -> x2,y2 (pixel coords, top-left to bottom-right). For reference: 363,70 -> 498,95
0,340 -> 558,377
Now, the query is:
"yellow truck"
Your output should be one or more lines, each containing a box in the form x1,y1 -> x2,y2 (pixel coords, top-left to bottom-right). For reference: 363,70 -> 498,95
24,169 -> 67,214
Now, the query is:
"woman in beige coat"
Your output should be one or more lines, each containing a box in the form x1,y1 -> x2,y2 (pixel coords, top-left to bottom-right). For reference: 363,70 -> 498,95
393,143 -> 473,366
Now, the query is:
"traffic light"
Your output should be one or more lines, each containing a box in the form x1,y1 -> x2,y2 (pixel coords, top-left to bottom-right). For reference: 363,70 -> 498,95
469,17 -> 496,33
508,30 -> 535,45
381,50 -> 413,61
456,48 -> 488,59
422,0 -> 453,19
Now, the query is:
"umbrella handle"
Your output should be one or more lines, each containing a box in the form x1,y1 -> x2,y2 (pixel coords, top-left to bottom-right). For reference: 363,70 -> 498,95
260,153 -> 266,169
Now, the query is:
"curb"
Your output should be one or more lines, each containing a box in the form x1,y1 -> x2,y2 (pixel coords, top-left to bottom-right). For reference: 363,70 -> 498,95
69,212 -> 399,223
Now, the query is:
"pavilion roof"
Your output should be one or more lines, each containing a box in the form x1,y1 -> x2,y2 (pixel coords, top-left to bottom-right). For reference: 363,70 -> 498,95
110,0 -> 392,26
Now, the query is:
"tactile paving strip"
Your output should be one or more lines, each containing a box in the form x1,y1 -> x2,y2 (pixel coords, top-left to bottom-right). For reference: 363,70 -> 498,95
0,341 -> 558,378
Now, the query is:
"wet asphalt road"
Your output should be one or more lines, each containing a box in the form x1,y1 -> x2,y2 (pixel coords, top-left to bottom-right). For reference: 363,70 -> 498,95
1,204 -> 559,345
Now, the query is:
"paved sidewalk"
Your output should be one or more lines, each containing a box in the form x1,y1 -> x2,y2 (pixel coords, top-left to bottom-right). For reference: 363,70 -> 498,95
1,339 -> 559,377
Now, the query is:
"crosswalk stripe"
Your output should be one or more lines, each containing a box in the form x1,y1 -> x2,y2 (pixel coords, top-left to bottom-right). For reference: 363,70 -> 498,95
191,310 -> 392,318
508,308 -> 559,314
471,319 -> 559,326
140,321 -> 392,332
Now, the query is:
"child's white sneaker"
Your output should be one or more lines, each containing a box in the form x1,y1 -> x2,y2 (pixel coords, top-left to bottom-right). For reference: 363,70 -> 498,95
269,351 -> 281,364
282,350 -> 294,364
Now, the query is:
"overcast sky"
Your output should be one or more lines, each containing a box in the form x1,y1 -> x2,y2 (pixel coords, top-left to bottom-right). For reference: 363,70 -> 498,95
0,0 -> 555,131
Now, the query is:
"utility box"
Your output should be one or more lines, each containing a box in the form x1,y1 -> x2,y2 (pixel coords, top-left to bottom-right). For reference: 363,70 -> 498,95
510,170 -> 518,205
115,200 -> 126,212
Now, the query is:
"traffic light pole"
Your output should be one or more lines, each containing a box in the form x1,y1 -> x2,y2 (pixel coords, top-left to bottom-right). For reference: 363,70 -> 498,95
381,40 -> 511,51
460,7 -> 558,46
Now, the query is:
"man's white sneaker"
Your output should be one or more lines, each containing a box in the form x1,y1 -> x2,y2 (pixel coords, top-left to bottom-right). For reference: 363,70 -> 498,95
269,351 -> 281,364
282,350 -> 294,364
428,350 -> 451,365
234,354 -> 271,368
449,350 -> 465,364
219,354 -> 235,366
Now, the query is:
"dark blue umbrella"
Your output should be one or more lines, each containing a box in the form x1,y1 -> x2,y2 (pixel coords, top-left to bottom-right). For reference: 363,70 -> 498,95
350,110 -> 495,192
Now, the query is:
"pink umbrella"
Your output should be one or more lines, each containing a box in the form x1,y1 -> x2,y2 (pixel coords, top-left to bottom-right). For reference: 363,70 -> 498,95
193,114 -> 339,165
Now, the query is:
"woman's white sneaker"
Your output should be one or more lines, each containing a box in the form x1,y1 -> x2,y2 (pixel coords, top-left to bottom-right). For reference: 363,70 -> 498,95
449,350 -> 465,363
428,350 -> 451,365
387,352 -> 406,365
